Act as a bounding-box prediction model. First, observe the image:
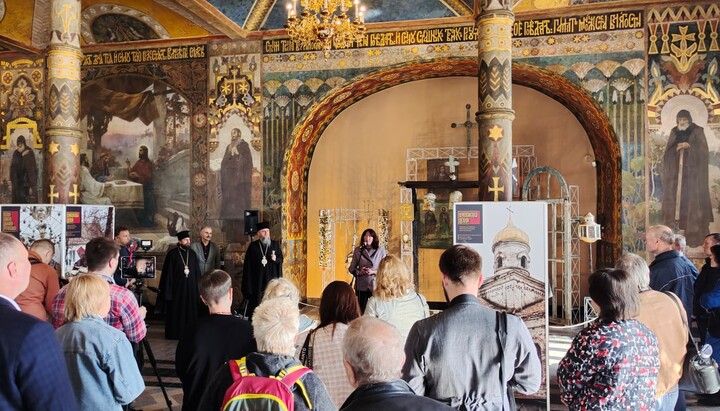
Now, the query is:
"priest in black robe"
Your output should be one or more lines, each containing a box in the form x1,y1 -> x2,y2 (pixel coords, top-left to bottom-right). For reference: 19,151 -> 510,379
159,230 -> 202,340
241,221 -> 283,320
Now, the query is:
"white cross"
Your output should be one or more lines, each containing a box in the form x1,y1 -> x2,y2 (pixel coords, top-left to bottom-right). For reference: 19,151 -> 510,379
445,155 -> 460,180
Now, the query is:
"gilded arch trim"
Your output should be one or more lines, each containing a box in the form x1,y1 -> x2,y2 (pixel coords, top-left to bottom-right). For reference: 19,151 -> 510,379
281,57 -> 621,269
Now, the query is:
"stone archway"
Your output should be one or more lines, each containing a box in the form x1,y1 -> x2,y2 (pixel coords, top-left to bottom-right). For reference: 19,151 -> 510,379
282,58 -> 621,295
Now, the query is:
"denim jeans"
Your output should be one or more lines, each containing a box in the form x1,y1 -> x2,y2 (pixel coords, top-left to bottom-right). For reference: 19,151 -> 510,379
656,385 -> 679,411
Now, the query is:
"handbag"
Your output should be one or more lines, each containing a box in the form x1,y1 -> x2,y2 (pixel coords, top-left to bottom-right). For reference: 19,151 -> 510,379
664,291 -> 720,394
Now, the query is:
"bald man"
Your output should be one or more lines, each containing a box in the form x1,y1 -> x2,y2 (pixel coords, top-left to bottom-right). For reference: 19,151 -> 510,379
0,233 -> 76,409
15,239 -> 60,321
341,317 -> 453,411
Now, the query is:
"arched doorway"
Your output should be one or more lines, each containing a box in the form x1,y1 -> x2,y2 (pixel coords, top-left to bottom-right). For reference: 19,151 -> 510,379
282,58 -> 620,296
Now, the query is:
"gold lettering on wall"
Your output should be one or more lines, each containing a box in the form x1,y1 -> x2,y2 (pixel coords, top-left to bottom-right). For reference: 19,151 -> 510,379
263,10 -> 642,54
82,45 -> 206,67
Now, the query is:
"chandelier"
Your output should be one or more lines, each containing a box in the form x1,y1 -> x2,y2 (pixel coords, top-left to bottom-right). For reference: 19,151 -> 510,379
286,0 -> 367,51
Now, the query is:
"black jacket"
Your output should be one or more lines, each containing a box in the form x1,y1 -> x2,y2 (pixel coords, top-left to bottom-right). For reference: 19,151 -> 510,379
340,380 -> 454,411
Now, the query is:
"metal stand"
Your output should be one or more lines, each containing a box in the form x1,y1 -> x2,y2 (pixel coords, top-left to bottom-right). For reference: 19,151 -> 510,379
134,283 -> 173,411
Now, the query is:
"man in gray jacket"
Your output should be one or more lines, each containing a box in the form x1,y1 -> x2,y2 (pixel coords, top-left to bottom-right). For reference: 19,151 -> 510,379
190,226 -> 220,276
402,245 -> 541,410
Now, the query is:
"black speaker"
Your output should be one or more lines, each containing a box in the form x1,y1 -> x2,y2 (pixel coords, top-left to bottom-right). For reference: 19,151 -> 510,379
244,210 -> 259,235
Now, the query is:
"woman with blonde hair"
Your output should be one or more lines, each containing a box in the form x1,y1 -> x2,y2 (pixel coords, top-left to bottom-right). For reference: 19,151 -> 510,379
364,255 -> 429,341
55,274 -> 145,411
262,277 -> 317,332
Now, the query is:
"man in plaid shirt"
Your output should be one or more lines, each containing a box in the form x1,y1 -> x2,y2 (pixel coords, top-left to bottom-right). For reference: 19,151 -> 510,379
52,237 -> 147,343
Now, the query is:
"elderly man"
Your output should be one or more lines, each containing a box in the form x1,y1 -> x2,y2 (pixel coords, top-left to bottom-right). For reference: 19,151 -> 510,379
616,253 -> 688,411
0,233 -> 77,409
159,229 -> 202,340
16,239 -> 60,321
198,298 -> 334,411
190,226 -> 221,276
242,221 -> 283,319
646,225 -> 696,323
341,317 -> 454,411
175,270 -> 255,411
403,245 -> 541,409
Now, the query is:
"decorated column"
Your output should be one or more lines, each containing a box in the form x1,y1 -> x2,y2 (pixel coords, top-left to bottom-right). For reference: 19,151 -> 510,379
476,0 -> 514,201
45,0 -> 83,204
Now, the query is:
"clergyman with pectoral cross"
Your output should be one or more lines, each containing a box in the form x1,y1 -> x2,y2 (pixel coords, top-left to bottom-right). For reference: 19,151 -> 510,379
241,221 -> 284,320
159,229 -> 201,340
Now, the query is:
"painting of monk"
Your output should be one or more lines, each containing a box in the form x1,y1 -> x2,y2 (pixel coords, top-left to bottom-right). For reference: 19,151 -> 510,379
661,109 -> 713,247
220,127 -> 253,241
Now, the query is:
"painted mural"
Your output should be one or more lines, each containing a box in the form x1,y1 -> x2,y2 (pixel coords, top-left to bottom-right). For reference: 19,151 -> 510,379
81,45 -> 208,246
646,4 -> 720,252
80,78 -> 191,241
0,59 -> 44,205
207,43 -> 263,244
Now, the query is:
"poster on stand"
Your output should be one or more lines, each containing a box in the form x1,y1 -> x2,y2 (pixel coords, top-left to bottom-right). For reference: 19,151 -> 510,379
0,204 -> 66,275
454,201 -> 549,402
65,205 -> 114,277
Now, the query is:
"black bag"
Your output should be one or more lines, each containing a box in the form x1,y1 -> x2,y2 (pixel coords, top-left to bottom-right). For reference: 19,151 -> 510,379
664,292 -> 720,394
298,330 -> 315,368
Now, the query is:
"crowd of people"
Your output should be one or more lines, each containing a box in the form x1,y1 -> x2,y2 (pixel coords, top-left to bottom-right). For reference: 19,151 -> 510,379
6,220 -> 720,410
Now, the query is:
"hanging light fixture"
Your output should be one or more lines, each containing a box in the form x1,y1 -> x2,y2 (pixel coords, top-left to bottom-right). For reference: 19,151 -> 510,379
285,0 -> 367,52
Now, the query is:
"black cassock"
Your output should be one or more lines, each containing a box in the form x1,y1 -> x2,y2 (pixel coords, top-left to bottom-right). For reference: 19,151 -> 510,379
159,245 -> 201,340
241,239 -> 283,319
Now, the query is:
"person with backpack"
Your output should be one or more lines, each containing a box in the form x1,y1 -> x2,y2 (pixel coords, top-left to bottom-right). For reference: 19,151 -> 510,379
198,297 -> 335,411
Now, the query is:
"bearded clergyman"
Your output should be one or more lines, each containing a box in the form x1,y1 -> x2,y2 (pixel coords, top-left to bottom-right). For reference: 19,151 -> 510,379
241,221 -> 283,320
159,230 -> 202,339
661,109 -> 713,247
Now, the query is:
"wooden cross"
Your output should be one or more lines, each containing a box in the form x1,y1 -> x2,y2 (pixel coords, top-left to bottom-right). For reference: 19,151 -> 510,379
488,177 -> 505,201
450,103 -> 478,163
48,185 -> 59,204
69,184 -> 79,204
445,155 -> 460,180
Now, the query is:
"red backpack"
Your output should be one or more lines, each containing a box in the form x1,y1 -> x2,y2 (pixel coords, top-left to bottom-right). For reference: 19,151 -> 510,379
221,357 -> 313,411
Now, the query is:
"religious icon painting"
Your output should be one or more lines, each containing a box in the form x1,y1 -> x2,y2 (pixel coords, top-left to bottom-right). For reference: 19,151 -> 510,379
416,200 -> 453,249
427,158 -> 453,182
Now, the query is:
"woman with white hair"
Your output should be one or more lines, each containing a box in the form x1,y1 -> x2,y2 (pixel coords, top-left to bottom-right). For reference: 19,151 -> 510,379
198,298 -> 334,411
263,277 -> 317,333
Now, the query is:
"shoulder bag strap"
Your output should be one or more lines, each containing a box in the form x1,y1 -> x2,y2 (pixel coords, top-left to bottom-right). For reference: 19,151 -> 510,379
497,311 -> 517,411
299,330 -> 315,368
279,366 -> 313,408
663,290 -> 698,353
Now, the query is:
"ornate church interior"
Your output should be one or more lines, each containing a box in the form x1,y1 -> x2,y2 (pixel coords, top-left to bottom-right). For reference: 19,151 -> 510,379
1,0 -> 719,408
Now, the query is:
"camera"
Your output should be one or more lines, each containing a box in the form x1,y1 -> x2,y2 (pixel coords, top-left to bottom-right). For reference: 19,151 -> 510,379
120,256 -> 156,279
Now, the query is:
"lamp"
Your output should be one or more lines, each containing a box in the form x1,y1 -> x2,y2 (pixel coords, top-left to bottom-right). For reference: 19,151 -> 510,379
577,212 -> 601,273
286,0 -> 367,52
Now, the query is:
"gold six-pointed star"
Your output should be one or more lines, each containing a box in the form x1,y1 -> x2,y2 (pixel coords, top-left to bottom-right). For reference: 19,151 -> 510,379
48,141 -> 60,154
488,124 -> 504,141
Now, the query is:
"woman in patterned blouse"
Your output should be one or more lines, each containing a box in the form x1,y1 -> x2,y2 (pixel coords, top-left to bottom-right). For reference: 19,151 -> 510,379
558,268 -> 660,410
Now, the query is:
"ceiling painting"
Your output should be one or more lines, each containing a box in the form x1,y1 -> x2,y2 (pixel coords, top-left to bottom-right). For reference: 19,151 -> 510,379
81,0 -> 212,40
0,0 -> 35,48
81,5 -> 168,44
